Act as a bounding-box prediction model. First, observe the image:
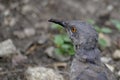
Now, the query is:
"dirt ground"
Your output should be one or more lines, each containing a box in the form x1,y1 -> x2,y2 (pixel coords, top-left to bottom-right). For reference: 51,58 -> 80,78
0,0 -> 120,80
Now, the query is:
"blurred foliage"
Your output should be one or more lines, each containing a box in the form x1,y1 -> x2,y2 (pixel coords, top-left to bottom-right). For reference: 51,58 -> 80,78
54,34 -> 74,55
111,19 -> 120,31
51,24 -> 75,56
94,26 -> 112,34
51,23 -> 63,30
98,38 -> 107,48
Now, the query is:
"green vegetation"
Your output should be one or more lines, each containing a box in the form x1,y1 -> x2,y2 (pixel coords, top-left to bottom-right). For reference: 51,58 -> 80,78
98,38 -> 108,48
94,26 -> 112,34
51,23 -> 63,30
53,34 -> 74,55
111,19 -> 120,31
51,24 -> 75,56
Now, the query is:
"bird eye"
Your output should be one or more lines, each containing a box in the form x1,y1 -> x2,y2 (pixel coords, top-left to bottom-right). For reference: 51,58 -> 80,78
71,27 -> 77,32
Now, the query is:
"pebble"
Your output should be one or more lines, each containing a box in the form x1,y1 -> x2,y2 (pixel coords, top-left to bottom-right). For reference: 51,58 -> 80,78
107,5 -> 113,11
9,18 -> 16,26
0,67 -> 2,71
112,50 -> 120,60
4,17 -> 16,26
24,28 -> 36,37
105,64 -> 115,72
53,52 -> 70,61
45,47 -> 70,61
100,57 -> 112,63
117,70 -> 120,77
13,31 -> 26,39
3,9 -> 10,16
25,66 -> 64,80
14,28 -> 36,38
0,39 -> 19,57
38,34 -> 48,44
99,33 -> 111,47
22,5 -> 32,13
45,46 -> 55,58
12,54 -> 27,66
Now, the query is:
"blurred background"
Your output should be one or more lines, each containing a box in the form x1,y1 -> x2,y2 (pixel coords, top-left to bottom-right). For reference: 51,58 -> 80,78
0,0 -> 120,80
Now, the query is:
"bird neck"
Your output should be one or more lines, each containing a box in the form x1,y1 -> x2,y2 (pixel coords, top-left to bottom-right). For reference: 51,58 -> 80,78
74,45 -> 101,64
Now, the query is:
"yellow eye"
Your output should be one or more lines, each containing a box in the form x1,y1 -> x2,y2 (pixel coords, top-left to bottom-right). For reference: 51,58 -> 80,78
71,27 -> 77,32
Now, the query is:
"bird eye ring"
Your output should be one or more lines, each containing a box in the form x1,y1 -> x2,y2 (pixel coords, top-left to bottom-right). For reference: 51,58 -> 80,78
71,26 -> 77,32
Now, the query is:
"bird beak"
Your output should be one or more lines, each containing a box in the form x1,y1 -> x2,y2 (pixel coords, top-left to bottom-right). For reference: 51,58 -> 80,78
48,19 -> 67,28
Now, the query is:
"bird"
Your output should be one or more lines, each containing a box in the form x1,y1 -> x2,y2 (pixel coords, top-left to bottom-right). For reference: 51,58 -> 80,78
48,19 -> 117,80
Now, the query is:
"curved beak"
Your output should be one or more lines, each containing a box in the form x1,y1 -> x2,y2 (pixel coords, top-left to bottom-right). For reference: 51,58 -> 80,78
48,19 -> 67,27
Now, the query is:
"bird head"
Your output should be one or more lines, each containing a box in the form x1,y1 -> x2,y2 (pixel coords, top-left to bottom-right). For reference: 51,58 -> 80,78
48,19 -> 98,50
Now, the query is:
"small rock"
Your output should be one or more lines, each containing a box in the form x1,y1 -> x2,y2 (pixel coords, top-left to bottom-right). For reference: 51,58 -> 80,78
99,33 -> 111,47
38,34 -> 48,44
53,52 -> 70,61
13,31 -> 26,39
25,66 -> 64,80
100,57 -> 112,63
45,46 -> 55,57
0,67 -> 2,71
107,5 -> 113,11
113,50 -> 120,60
105,64 -> 115,72
4,17 -> 16,26
117,71 -> 120,77
0,39 -> 19,57
45,47 -> 70,61
9,18 -> 16,26
22,5 -> 32,13
24,28 -> 36,37
12,54 -> 27,66
4,9 -> 10,16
